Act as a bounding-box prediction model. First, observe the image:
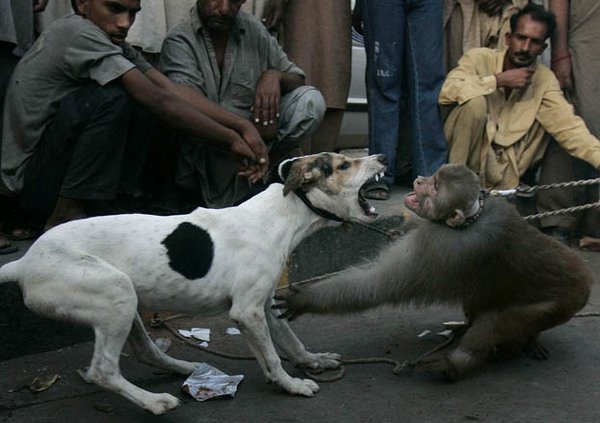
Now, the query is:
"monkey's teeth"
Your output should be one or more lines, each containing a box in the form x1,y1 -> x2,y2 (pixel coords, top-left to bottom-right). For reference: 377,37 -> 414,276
369,206 -> 376,213
375,174 -> 380,182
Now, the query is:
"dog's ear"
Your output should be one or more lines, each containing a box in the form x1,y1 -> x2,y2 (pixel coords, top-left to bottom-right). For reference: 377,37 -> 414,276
282,159 -> 323,195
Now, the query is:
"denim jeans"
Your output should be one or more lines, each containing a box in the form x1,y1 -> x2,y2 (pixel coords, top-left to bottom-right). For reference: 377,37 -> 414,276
363,0 -> 448,180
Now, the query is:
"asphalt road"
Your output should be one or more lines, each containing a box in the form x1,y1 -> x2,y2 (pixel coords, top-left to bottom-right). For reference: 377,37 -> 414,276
1,186 -> 599,422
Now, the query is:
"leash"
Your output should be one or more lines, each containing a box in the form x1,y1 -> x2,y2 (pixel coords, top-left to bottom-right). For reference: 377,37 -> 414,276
151,310 -> 598,384
151,314 -> 447,382
489,177 -> 600,221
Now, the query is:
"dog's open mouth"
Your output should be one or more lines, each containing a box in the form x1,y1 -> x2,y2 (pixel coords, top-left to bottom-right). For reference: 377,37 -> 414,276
358,172 -> 386,217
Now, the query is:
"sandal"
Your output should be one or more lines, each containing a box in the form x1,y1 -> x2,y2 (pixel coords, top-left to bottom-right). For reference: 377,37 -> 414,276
361,178 -> 390,201
4,227 -> 40,241
0,235 -> 18,255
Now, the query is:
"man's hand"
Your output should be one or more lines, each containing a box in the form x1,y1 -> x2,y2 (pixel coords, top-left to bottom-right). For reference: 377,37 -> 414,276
261,0 -> 286,33
238,123 -> 269,181
229,136 -> 268,184
252,69 -> 282,130
495,66 -> 535,90
33,0 -> 50,12
272,285 -> 309,321
477,0 -> 510,17
551,55 -> 573,92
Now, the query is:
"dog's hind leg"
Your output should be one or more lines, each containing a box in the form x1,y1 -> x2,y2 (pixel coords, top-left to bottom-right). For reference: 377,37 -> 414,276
265,301 -> 341,370
128,313 -> 200,375
21,258 -> 181,415
230,298 -> 320,397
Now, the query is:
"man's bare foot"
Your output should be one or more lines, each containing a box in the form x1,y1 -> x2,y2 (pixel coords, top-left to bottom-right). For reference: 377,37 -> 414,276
44,197 -> 87,232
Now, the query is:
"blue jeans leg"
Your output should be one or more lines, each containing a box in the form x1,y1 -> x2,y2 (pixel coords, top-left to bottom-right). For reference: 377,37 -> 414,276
363,0 -> 405,183
405,0 -> 448,176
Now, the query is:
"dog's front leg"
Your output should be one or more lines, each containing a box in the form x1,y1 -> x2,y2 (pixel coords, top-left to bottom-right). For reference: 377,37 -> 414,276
229,302 -> 319,397
265,300 -> 341,370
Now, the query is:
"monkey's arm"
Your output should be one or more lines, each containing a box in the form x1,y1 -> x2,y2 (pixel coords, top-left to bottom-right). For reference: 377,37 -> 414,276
274,240 -> 414,320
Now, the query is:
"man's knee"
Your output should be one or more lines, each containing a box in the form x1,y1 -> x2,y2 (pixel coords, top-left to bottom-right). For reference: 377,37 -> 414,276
285,86 -> 326,122
95,82 -> 132,114
449,96 -> 488,127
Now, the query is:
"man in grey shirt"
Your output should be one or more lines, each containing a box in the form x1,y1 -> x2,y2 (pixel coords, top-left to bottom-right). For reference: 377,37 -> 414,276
1,0 -> 269,232
159,0 -> 326,208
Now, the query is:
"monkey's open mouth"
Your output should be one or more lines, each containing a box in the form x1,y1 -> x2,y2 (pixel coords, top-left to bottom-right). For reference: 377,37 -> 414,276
404,192 -> 419,211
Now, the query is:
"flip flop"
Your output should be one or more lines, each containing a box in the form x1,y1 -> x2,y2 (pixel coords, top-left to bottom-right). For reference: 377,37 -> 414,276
3,227 -> 39,241
0,239 -> 18,255
361,179 -> 390,201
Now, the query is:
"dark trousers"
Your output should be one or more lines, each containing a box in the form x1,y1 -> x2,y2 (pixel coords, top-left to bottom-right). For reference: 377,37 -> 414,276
18,82 -> 152,221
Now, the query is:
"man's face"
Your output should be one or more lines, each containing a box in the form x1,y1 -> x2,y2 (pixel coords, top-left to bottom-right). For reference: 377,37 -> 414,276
197,0 -> 246,33
76,0 -> 141,44
504,15 -> 548,68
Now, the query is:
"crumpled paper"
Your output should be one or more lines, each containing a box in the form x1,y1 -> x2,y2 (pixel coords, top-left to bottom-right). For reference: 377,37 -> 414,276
182,363 -> 244,401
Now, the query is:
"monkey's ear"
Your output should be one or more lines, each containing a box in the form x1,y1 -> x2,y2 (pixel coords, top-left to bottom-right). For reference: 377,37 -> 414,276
445,209 -> 466,228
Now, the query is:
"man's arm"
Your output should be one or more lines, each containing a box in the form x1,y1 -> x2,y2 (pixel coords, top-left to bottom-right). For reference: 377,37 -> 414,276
548,0 -> 573,91
252,69 -> 304,127
120,68 -> 267,180
439,49 -> 498,105
144,67 -> 268,173
537,82 -> 600,170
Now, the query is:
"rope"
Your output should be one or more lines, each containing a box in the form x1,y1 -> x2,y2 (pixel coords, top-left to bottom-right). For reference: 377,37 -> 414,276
152,310 -> 598,384
523,201 -> 600,221
488,177 -> 600,221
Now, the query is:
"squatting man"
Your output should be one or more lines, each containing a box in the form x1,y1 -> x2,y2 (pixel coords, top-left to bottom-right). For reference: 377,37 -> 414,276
440,3 -> 600,238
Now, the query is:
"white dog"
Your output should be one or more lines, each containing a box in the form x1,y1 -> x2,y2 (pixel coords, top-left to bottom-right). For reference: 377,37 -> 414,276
0,152 -> 386,414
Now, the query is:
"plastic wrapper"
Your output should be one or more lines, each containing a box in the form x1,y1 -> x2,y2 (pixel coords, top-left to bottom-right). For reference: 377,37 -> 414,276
181,363 -> 244,401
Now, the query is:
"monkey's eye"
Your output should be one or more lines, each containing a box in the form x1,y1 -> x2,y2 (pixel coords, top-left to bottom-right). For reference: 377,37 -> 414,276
337,161 -> 350,171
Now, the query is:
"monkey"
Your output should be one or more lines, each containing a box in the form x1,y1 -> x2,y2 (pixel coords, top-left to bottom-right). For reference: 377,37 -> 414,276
274,164 -> 592,381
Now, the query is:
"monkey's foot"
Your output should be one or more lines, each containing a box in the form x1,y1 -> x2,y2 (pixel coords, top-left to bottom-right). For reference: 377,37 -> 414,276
416,352 -> 461,382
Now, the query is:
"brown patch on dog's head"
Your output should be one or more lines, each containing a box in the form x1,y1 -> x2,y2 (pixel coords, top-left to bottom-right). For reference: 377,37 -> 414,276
281,154 -> 335,195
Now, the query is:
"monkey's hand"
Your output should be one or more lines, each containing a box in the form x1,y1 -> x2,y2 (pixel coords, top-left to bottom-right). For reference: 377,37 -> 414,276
272,285 -> 309,321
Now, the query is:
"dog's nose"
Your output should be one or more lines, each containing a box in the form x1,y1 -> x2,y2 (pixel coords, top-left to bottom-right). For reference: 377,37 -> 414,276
376,154 -> 388,165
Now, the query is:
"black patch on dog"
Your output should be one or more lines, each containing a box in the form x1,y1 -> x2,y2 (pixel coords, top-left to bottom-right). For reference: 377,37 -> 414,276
162,223 -> 214,279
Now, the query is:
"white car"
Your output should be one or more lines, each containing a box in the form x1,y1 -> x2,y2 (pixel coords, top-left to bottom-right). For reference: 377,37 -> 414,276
338,25 -> 368,150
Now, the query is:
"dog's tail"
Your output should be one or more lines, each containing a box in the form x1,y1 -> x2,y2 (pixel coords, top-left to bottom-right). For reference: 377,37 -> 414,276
0,261 -> 20,284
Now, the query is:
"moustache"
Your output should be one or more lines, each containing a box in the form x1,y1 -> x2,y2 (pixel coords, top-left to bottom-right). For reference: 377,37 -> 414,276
515,52 -> 532,60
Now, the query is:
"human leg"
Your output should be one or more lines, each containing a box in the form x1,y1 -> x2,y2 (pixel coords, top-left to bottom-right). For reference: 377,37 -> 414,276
363,0 -> 405,184
406,0 -> 448,177
443,96 -> 488,172
276,85 -> 326,150
18,82 -> 135,229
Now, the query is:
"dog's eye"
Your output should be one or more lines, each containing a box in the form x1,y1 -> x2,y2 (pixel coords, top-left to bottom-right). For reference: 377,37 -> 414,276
337,161 -> 350,171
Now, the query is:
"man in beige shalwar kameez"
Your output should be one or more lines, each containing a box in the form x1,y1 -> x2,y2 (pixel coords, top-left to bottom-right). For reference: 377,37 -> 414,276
440,3 -> 600,195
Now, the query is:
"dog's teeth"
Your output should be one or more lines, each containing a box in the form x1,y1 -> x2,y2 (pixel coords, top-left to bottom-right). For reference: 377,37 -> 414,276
375,174 -> 380,182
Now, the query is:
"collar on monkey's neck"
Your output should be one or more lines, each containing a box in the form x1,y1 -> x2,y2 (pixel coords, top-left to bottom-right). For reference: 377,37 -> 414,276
450,192 -> 486,230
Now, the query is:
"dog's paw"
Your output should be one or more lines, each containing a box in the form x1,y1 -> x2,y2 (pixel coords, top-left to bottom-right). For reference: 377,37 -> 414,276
301,352 -> 342,370
286,378 -> 320,397
144,393 -> 181,415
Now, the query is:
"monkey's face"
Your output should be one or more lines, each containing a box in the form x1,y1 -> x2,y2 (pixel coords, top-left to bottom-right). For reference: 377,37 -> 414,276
279,152 -> 387,222
404,164 -> 481,227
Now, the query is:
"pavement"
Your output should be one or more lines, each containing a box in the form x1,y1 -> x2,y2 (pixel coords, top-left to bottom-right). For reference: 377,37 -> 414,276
1,185 -> 599,422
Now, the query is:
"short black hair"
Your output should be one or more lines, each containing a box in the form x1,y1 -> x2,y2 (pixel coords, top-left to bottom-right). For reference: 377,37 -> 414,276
509,3 -> 557,40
